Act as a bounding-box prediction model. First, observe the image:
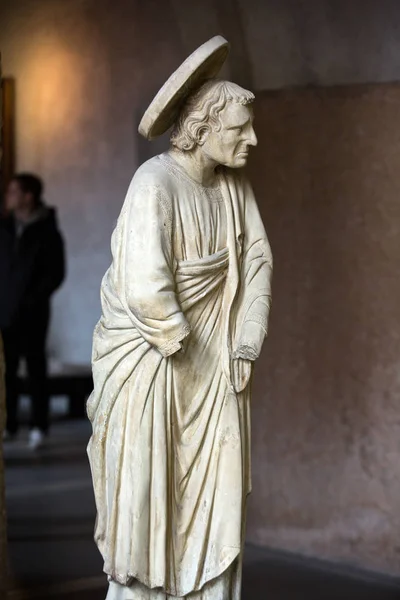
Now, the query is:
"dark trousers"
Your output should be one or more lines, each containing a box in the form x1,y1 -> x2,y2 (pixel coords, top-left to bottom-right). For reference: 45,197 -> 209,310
2,309 -> 50,434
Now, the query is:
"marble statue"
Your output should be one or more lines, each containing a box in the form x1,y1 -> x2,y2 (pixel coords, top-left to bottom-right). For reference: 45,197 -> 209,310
87,36 -> 273,600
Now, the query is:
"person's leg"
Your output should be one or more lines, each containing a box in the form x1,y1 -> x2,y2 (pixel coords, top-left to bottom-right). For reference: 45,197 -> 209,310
2,328 -> 21,436
23,310 -> 50,436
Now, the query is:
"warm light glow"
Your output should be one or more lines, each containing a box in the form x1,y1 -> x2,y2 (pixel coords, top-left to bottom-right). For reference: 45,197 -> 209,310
22,40 -> 84,152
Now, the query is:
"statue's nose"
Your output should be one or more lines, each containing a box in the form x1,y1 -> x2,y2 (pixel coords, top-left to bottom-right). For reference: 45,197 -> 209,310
248,127 -> 258,147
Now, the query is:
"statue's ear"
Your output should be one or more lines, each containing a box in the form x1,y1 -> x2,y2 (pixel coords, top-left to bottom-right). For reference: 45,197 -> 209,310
197,126 -> 210,146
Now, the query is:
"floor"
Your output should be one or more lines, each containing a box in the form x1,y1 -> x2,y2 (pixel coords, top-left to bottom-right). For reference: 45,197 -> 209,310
4,413 -> 400,600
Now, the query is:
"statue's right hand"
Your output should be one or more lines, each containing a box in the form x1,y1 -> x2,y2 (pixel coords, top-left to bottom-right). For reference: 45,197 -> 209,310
232,358 -> 253,393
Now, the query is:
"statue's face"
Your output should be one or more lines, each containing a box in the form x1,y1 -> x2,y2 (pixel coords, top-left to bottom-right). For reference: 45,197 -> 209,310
201,102 -> 257,168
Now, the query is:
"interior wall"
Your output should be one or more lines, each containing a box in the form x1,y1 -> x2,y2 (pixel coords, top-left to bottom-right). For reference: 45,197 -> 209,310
2,0 -> 400,576
247,83 -> 400,575
239,0 -> 400,90
0,0 -> 185,363
2,0 -> 400,362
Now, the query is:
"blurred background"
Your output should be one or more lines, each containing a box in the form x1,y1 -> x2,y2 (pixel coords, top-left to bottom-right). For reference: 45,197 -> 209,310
2,0 -> 400,598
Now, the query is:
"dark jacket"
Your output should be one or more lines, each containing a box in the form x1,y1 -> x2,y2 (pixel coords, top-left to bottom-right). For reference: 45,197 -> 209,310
0,204 -> 65,330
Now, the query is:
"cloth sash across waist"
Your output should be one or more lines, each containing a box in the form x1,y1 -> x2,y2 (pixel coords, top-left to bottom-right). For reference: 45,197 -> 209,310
175,247 -> 229,312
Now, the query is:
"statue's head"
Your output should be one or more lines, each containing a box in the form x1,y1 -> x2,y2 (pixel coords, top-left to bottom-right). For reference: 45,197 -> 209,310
170,80 -> 257,169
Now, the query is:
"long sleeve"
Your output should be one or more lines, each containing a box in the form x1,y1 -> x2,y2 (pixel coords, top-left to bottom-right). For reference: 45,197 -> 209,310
111,182 -> 190,357
32,230 -> 64,301
22,228 -> 65,310
233,180 -> 273,360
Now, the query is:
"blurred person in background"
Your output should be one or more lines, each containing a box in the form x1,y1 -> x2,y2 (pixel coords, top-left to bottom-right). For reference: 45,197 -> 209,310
0,173 -> 65,449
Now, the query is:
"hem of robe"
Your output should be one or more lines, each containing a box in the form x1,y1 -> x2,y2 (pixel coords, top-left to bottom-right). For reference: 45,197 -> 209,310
104,542 -> 245,598
106,556 -> 242,600
102,485 -> 252,598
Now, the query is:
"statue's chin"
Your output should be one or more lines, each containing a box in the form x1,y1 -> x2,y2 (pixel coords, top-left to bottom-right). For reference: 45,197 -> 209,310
220,152 -> 248,169
227,155 -> 248,169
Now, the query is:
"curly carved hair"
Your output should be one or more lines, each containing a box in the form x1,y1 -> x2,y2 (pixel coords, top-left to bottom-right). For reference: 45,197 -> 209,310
170,79 -> 255,151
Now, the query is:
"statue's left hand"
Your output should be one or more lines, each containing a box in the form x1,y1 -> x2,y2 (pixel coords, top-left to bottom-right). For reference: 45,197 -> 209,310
232,358 -> 253,393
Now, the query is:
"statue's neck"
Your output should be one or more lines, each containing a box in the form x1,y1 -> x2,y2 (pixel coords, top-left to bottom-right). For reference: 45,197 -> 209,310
168,147 -> 218,188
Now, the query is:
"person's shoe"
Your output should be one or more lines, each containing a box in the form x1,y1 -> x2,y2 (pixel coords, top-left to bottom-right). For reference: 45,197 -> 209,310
28,428 -> 45,450
2,430 -> 17,443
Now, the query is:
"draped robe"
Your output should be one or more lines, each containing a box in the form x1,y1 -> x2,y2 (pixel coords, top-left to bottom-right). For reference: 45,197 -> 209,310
87,152 -> 272,599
